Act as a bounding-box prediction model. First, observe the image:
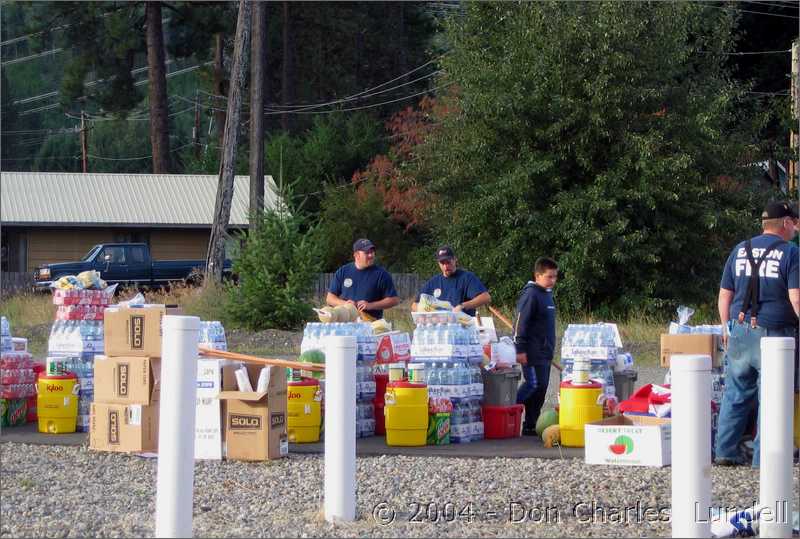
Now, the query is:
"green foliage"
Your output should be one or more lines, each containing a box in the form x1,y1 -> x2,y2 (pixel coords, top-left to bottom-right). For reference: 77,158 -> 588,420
315,182 -> 426,272
418,1 -> 777,316
264,113 -> 386,214
226,209 -> 322,330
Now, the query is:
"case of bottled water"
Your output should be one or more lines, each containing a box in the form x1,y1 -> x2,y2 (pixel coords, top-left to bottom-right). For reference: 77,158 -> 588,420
301,322 -> 377,359
199,321 -> 228,351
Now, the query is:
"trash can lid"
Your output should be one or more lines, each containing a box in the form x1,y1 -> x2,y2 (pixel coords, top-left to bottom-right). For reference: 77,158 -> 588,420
39,372 -> 77,381
560,380 -> 602,389
288,377 -> 320,387
388,381 -> 426,389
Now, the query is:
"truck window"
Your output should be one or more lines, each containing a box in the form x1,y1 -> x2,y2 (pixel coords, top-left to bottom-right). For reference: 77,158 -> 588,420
100,246 -> 125,264
129,245 -> 147,264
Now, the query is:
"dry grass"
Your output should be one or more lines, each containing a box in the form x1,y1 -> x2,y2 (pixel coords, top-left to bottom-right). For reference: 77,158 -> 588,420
2,287 -> 671,366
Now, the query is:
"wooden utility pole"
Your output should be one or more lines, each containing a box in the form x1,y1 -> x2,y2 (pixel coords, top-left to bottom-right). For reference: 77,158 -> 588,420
213,33 -> 227,145
249,0 -> 267,227
193,89 -> 201,158
281,1 -> 292,132
80,110 -> 88,173
145,1 -> 171,173
206,0 -> 252,284
791,41 -> 799,195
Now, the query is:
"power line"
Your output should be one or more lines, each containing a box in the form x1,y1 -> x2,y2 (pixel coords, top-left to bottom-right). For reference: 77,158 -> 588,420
1,47 -> 63,67
198,57 -> 442,108
86,141 -> 194,161
704,4 -> 799,19
697,49 -> 792,55
287,82 -> 454,115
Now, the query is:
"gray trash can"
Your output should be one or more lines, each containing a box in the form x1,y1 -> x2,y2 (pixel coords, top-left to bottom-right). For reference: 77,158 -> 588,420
613,370 -> 638,402
482,368 -> 522,407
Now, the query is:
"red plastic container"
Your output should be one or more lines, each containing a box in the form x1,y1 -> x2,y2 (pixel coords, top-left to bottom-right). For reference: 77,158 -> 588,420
373,373 -> 389,434
374,402 -> 386,435
482,404 -> 524,439
27,364 -> 45,422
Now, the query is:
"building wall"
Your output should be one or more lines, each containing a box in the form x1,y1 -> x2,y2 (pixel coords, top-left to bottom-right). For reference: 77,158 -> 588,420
18,227 -> 236,271
26,228 -> 115,271
149,229 -> 210,260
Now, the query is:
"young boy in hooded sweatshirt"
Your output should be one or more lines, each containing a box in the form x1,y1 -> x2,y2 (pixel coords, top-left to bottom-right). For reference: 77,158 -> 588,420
514,257 -> 559,435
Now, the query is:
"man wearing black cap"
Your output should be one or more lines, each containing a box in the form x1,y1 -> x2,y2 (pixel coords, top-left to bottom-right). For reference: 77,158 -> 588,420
412,246 -> 491,317
326,238 -> 400,320
715,200 -> 800,467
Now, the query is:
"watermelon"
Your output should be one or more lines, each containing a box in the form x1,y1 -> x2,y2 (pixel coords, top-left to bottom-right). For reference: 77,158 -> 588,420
299,350 -> 325,364
535,409 -> 559,437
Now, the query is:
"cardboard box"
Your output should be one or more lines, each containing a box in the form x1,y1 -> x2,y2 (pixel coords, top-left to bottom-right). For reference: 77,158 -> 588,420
218,364 -> 288,461
104,305 -> 182,358
584,415 -> 671,467
660,334 -> 721,368
195,358 -> 223,460
93,355 -> 160,405
89,402 -> 159,453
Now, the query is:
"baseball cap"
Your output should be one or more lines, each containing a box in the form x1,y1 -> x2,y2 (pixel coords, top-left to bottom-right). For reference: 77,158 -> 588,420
762,201 -> 798,220
352,238 -> 375,252
435,245 -> 455,262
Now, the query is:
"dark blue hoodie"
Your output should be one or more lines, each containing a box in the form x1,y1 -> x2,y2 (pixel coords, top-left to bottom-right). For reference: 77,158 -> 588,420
513,281 -> 556,365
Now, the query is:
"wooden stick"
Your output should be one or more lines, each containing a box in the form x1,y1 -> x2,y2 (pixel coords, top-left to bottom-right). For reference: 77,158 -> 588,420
198,346 -> 325,372
488,306 -> 563,372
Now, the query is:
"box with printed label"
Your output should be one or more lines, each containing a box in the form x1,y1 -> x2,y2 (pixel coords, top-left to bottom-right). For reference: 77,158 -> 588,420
584,415 -> 671,467
93,355 -> 160,405
218,364 -> 288,461
104,305 -> 183,358
195,358 -> 223,460
89,402 -> 159,453
659,334 -> 721,368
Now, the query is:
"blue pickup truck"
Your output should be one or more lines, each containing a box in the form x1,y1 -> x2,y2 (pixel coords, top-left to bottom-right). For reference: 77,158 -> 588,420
34,243 -> 233,290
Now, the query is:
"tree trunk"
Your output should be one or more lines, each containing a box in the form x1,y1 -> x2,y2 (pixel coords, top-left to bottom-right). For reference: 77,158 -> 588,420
249,0 -> 267,226
281,1 -> 292,132
206,0 -> 253,284
213,33 -> 227,145
145,1 -> 170,173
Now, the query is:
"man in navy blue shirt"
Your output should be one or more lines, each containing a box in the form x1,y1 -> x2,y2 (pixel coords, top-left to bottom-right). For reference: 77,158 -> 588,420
513,257 -> 559,436
412,246 -> 491,317
715,201 -> 800,467
326,238 -> 400,320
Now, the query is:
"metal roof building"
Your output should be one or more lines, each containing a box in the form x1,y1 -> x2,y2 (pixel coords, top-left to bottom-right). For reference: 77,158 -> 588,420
0,172 -> 281,273
0,172 -> 280,227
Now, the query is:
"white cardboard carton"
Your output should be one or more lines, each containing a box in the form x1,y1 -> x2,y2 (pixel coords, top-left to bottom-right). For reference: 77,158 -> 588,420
194,358 -> 223,460
584,415 -> 671,467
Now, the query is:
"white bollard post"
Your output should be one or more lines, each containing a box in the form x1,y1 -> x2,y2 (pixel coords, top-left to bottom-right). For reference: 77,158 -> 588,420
671,354 -> 711,539
759,337 -> 794,539
155,315 -> 200,538
324,335 -> 357,523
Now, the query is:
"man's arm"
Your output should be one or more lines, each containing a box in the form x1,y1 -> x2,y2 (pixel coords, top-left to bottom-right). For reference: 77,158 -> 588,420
326,292 -> 354,308
360,296 -> 401,313
456,291 -> 491,313
513,290 -> 534,366
718,287 -> 734,348
789,288 -> 800,319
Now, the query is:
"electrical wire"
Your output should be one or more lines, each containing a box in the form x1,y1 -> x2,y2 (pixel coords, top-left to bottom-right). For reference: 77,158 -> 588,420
704,4 -> 799,19
86,141 -> 194,161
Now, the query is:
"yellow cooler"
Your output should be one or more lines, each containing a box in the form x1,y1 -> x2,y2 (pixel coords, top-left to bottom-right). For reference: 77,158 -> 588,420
37,373 -> 79,434
559,380 -> 603,447
384,381 -> 428,446
287,378 -> 322,443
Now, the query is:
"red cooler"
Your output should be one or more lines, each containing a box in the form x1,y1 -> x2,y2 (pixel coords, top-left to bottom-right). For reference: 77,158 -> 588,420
482,404 -> 524,439
373,373 -> 389,435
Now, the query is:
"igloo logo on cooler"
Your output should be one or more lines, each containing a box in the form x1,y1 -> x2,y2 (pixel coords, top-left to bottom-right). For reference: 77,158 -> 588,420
45,383 -> 64,393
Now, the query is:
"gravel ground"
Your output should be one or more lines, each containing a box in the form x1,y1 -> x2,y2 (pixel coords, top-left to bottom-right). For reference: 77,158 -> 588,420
4,363 -> 797,538
2,444 -> 796,538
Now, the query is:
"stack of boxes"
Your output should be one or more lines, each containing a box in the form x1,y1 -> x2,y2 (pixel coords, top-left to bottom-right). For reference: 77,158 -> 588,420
409,312 -> 485,444
194,322 -> 227,460
0,317 -> 36,427
47,288 -> 111,432
90,305 -> 166,452
559,323 -> 621,400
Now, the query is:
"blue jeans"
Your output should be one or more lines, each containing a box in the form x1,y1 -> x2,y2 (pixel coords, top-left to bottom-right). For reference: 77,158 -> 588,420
516,362 -> 551,431
714,323 -> 798,467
